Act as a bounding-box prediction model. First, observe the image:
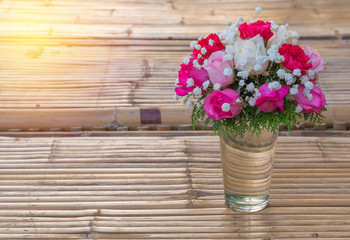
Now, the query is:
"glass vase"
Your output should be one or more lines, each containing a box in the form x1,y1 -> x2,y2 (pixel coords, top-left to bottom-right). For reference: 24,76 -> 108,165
220,129 -> 278,212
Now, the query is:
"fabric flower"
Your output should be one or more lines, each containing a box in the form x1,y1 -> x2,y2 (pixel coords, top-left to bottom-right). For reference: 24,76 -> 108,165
267,25 -> 299,48
203,89 -> 242,120
204,51 -> 234,87
231,35 -> 268,76
191,33 -> 225,65
238,20 -> 273,41
304,45 -> 324,72
175,58 -> 209,96
278,43 -> 312,75
293,85 -> 326,114
255,83 -> 289,113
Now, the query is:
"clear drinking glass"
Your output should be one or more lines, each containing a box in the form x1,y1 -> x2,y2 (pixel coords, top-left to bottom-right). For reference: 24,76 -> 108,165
220,130 -> 278,212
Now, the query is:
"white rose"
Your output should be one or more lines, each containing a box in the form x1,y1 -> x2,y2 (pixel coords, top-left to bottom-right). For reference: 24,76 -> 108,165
232,35 -> 268,76
267,25 -> 300,48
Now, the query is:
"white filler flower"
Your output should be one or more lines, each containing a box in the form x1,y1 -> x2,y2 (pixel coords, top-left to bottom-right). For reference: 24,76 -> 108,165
221,103 -> 231,112
255,7 -> 263,14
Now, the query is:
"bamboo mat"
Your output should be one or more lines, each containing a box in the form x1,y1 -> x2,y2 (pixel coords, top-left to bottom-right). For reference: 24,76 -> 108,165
0,132 -> 350,238
1,0 -> 350,130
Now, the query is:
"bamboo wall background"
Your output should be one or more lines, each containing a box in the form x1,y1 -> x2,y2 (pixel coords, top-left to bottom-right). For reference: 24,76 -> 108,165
1,0 -> 350,130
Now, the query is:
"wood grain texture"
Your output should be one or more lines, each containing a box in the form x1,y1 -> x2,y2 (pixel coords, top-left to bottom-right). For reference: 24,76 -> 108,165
0,132 -> 350,238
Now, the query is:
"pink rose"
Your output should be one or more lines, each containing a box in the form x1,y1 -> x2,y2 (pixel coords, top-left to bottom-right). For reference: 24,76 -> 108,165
293,85 -> 326,114
278,43 -> 312,75
304,45 -> 324,72
203,89 -> 242,120
238,20 -> 273,41
255,83 -> 289,113
175,58 -> 209,96
204,51 -> 234,87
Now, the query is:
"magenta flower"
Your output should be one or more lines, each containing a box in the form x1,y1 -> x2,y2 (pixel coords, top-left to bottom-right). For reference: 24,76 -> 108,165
203,89 -> 242,120
204,51 -> 234,87
255,83 -> 289,113
293,85 -> 326,114
175,58 -> 209,96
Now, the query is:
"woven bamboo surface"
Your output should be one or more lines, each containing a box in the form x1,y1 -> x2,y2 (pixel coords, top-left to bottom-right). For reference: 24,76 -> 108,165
0,131 -> 350,239
1,0 -> 350,39
1,0 -> 350,130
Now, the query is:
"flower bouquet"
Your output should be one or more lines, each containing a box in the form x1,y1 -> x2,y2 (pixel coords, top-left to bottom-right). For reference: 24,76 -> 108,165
174,7 -> 326,137
174,7 -> 326,212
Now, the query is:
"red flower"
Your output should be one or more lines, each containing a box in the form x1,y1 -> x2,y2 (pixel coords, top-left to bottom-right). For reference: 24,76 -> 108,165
238,20 -> 273,41
310,78 -> 318,85
191,33 -> 225,64
278,43 -> 312,75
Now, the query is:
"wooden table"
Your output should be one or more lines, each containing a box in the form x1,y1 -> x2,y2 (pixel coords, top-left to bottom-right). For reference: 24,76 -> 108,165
0,131 -> 349,239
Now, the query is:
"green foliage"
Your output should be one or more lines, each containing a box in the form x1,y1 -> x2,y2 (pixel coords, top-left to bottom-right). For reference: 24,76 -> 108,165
303,107 -> 327,126
192,99 -> 327,138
